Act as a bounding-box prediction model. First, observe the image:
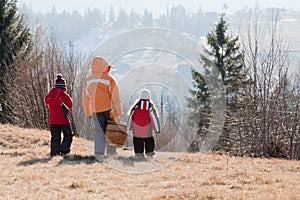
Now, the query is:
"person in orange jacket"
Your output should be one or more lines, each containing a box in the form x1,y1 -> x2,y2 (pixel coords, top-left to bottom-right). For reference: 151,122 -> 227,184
45,74 -> 73,157
82,56 -> 123,159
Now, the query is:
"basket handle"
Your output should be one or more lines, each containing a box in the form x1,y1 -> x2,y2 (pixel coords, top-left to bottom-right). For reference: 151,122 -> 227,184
107,120 -> 117,125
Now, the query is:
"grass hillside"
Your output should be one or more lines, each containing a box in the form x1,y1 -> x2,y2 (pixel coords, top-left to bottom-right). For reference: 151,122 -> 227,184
0,124 -> 299,200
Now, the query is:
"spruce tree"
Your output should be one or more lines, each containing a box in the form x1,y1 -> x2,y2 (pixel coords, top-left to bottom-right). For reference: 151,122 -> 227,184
187,68 -> 210,139
0,0 -> 31,123
206,14 -> 248,100
188,14 -> 250,152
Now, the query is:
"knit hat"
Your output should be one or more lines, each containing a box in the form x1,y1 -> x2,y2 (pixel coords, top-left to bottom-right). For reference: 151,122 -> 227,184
55,74 -> 66,90
140,89 -> 151,100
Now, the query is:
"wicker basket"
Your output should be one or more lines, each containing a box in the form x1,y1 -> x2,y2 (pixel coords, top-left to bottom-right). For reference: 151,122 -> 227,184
106,121 -> 127,147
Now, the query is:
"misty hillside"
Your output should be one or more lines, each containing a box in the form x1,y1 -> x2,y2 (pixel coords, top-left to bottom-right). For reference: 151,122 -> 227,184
0,124 -> 299,199
19,4 -> 300,53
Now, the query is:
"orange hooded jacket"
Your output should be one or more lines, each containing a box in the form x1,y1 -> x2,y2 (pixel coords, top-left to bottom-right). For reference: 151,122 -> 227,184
82,56 -> 122,119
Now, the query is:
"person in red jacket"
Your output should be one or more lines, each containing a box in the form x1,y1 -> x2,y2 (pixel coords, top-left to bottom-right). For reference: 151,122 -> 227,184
129,89 -> 160,158
45,74 -> 73,157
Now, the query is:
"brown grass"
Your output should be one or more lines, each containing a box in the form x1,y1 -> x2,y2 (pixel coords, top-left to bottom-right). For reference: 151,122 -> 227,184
0,124 -> 299,200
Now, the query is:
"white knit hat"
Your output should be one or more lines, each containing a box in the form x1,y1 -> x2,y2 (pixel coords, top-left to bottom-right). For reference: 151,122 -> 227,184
140,89 -> 151,100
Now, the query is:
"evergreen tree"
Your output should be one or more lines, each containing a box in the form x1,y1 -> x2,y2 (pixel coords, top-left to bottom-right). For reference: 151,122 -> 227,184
206,14 -> 249,102
0,0 -> 31,123
141,9 -> 153,27
187,68 -> 211,140
169,5 -> 187,31
188,14 -> 250,151
114,8 -> 129,29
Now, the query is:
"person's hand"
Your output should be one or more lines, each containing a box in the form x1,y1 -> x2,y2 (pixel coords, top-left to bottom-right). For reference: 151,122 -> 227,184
109,111 -> 115,121
114,116 -> 122,121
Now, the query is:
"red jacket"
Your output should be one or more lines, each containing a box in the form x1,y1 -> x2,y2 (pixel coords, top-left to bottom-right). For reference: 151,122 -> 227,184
45,88 -> 73,124
129,99 -> 160,138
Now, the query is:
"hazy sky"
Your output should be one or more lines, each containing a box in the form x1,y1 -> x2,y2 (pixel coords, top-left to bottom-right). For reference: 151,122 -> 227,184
17,0 -> 300,16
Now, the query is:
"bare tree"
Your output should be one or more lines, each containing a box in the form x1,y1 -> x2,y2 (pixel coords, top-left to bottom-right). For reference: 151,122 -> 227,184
239,9 -> 300,158
5,25 -> 81,131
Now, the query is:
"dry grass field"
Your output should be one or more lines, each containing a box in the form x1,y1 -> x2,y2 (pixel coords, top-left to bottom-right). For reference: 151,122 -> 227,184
0,124 -> 300,200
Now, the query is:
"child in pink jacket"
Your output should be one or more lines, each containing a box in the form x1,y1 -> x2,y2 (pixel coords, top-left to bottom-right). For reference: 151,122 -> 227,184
129,89 -> 160,158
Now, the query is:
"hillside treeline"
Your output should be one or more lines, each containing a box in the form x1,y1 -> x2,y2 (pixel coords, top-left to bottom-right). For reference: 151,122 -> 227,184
19,3 -> 300,44
20,4 -> 219,42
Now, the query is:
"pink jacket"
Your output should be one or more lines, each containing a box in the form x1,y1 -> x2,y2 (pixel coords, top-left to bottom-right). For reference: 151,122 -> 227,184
129,99 -> 160,138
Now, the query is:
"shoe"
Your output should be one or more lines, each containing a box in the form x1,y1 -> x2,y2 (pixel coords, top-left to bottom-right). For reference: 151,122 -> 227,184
146,152 -> 155,158
134,153 -> 145,160
50,152 -> 60,157
107,152 -> 118,157
95,153 -> 105,162
60,151 -> 69,157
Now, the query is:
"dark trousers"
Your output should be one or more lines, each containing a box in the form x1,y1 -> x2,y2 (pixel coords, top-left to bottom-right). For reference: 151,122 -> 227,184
133,136 -> 155,154
50,124 -> 73,156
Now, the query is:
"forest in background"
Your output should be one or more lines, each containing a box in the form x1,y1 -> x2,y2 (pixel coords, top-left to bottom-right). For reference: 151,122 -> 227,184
18,4 -> 300,52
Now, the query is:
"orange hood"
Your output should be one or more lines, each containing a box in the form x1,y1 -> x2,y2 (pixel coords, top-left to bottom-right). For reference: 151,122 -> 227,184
92,56 -> 110,73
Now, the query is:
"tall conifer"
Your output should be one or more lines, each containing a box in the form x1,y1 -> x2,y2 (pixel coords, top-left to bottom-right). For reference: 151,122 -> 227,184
0,0 -> 31,123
